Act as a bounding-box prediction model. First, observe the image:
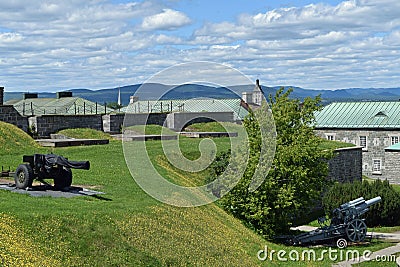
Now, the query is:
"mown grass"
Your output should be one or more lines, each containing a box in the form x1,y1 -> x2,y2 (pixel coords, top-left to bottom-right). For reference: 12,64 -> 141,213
184,121 -> 243,132
319,139 -> 356,150
124,124 -> 178,135
57,128 -> 114,140
0,123 -> 396,266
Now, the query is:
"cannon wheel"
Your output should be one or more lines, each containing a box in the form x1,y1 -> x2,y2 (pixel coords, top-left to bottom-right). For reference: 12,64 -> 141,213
346,219 -> 367,242
54,167 -> 72,191
14,164 -> 34,189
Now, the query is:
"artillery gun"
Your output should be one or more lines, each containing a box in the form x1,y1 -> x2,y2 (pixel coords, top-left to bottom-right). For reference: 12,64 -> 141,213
286,196 -> 381,247
14,154 -> 90,190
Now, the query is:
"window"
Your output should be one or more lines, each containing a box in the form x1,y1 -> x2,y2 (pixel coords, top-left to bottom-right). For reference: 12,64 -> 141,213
372,159 -> 382,174
391,136 -> 399,145
326,133 -> 335,141
359,136 -> 367,149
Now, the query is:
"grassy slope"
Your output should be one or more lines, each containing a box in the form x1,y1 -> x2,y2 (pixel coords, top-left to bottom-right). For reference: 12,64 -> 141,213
0,121 -> 41,152
184,121 -> 243,132
124,125 -> 178,135
57,128 -> 114,140
0,125 -> 394,266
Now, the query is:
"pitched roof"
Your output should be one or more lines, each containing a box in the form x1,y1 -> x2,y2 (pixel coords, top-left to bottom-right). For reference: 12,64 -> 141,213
385,142 -> 400,151
8,97 -> 114,115
122,98 -> 249,120
315,101 -> 400,129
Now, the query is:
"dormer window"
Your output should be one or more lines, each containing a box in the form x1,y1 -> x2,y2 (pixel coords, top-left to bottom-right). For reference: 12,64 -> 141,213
375,111 -> 387,117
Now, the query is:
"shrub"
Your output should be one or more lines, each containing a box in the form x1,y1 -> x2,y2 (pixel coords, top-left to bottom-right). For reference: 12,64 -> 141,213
322,179 -> 400,227
208,88 -> 333,238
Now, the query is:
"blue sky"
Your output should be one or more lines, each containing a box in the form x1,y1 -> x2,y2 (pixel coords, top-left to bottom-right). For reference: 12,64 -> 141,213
0,0 -> 400,92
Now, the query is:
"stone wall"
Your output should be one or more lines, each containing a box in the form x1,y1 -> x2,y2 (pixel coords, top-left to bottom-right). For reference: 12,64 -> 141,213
103,112 -> 235,133
383,151 -> 400,184
29,115 -> 103,137
166,112 -> 234,131
315,129 -> 400,180
104,113 -> 168,133
0,105 -> 28,132
327,146 -> 363,183
0,87 -> 3,106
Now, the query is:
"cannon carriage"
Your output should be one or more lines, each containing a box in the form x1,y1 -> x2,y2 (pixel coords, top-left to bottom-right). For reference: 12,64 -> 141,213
14,154 -> 90,190
285,196 -> 381,247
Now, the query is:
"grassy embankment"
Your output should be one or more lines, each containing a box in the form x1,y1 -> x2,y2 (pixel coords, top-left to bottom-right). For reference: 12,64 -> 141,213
0,121 -> 395,266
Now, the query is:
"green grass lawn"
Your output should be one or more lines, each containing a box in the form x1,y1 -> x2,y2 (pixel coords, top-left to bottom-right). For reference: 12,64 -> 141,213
124,124 -> 178,135
184,121 -> 244,132
0,122 -> 397,266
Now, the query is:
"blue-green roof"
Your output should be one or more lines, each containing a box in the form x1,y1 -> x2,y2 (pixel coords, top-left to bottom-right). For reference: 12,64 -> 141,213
315,102 -> 400,129
9,97 -> 114,115
121,98 -> 249,120
386,143 -> 400,151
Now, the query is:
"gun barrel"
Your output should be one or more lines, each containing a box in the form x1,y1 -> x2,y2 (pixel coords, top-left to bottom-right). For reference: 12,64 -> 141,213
365,196 -> 381,207
348,197 -> 364,205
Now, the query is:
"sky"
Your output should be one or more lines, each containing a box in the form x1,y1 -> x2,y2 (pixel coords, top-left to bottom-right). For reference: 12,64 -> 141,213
1,0 -> 400,92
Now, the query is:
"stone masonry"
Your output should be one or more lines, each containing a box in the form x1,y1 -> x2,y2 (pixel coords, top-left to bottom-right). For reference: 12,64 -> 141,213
29,115 -> 103,138
315,129 -> 400,182
384,151 -> 400,184
0,105 -> 28,132
103,113 -> 168,133
327,146 -> 363,183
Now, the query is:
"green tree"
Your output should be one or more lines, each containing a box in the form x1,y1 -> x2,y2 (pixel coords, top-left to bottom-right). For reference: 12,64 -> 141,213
210,88 -> 333,238
107,102 -> 123,110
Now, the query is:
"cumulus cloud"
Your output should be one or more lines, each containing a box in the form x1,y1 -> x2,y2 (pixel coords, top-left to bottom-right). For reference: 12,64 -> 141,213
0,0 -> 400,91
141,9 -> 191,31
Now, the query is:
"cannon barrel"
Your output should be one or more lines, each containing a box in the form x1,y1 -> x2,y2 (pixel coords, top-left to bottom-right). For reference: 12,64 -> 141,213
365,196 -> 381,207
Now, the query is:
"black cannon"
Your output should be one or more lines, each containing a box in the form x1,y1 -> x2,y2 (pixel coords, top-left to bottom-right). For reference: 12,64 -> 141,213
285,196 -> 381,247
14,154 -> 90,190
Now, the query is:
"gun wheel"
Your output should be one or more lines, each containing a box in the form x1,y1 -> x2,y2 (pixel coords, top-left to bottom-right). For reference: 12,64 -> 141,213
14,164 -> 34,189
346,219 -> 367,242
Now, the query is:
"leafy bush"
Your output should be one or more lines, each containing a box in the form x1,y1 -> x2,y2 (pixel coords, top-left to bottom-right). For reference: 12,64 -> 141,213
322,179 -> 400,227
208,88 -> 333,238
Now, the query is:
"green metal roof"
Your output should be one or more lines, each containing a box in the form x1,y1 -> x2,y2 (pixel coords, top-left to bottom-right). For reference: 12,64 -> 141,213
122,98 -> 249,120
385,142 -> 400,151
10,97 -> 114,115
315,102 -> 400,129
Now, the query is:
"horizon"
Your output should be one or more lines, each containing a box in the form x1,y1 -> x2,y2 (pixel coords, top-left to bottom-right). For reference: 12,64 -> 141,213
1,0 -> 400,92
4,82 -> 400,95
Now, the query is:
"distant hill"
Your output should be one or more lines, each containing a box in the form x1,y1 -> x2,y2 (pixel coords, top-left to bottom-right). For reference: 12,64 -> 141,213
4,84 -> 400,106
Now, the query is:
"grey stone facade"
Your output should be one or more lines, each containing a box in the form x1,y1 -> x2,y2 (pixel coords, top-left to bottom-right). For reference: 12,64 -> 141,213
315,129 -> 400,183
0,87 -> 4,106
327,146 -> 363,183
103,113 -> 168,133
0,105 -> 28,132
29,115 -> 103,137
384,151 -> 400,183
104,112 -> 235,133
165,112 -> 234,131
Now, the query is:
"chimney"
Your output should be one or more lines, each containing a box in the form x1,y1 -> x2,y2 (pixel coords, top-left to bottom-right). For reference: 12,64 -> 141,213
23,93 -> 38,100
256,79 -> 260,88
130,96 -> 139,104
0,86 -> 4,106
57,91 -> 73,98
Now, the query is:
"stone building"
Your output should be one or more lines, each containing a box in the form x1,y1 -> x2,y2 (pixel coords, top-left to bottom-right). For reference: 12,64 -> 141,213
241,79 -> 263,108
315,101 -> 400,183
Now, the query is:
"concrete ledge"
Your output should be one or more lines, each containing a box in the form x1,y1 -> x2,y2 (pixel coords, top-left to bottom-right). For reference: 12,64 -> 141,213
179,132 -> 238,138
112,134 -> 177,141
36,138 -> 109,147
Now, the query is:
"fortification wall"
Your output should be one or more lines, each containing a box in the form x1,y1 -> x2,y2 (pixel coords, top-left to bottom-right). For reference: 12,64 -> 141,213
29,115 -> 103,137
327,146 -> 363,183
0,105 -> 28,132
